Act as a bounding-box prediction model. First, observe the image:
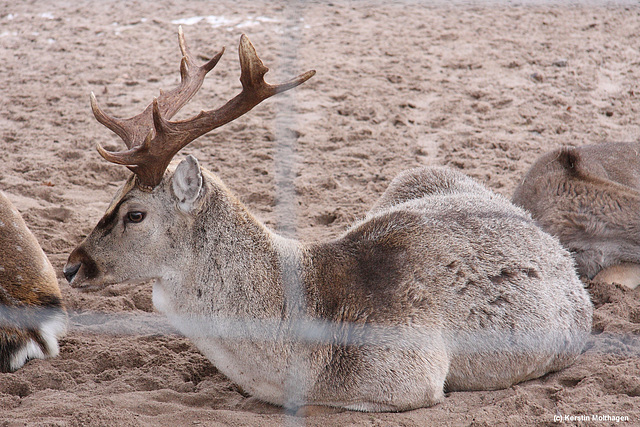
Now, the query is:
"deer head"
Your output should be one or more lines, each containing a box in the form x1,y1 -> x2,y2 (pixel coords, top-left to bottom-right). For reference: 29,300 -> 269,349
63,29 -> 314,289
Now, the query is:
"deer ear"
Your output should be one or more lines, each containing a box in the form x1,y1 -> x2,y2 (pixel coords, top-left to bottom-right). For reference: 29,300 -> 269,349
172,155 -> 203,213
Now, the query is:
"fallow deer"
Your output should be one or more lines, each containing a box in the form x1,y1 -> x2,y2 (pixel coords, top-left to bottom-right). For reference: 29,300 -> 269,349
0,191 -> 67,372
512,142 -> 640,289
64,29 -> 593,412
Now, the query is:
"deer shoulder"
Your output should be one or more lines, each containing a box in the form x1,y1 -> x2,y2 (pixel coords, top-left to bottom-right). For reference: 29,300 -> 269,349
0,191 -> 67,372
64,29 -> 592,412
513,142 -> 640,288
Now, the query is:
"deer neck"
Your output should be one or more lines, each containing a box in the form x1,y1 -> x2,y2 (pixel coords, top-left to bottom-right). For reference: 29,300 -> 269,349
150,187 -> 320,404
152,186 -> 306,327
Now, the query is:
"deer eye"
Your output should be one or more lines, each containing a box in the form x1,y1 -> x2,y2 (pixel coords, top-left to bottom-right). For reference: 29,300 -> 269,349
125,211 -> 146,224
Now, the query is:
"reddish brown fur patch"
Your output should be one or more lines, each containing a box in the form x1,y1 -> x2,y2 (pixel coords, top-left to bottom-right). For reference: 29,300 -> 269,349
0,192 -> 61,307
1,192 -> 65,371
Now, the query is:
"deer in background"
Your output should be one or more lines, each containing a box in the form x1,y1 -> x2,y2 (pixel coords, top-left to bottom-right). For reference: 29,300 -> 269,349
64,28 -> 592,412
513,142 -> 640,289
0,191 -> 67,372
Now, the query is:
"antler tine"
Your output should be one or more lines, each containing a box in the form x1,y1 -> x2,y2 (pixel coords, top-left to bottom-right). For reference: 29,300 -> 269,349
178,25 -> 190,60
237,34 -> 316,98
179,26 -> 222,76
90,92 -> 134,148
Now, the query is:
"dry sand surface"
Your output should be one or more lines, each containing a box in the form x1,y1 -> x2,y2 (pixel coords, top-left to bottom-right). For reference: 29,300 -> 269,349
1,0 -> 640,425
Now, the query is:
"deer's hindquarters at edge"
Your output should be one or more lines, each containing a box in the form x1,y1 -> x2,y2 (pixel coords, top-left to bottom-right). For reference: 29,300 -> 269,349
0,191 -> 67,372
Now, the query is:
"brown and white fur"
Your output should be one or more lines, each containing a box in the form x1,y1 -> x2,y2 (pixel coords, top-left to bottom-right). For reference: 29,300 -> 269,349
513,142 -> 640,289
65,158 -> 592,412
0,191 -> 67,372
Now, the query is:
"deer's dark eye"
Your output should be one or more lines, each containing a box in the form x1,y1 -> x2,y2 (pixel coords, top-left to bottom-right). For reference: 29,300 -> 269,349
125,211 -> 146,223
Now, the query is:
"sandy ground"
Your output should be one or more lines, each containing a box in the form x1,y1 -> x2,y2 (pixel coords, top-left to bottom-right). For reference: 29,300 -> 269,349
1,1 -> 639,425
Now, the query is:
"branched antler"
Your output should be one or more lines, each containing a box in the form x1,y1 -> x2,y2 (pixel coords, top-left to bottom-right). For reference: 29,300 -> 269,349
92,27 -> 315,190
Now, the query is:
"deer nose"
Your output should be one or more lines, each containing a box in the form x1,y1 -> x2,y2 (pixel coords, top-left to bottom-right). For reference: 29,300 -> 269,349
63,262 -> 81,284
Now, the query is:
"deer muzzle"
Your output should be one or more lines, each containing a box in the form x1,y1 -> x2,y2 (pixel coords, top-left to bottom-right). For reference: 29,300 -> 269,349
63,246 -> 100,288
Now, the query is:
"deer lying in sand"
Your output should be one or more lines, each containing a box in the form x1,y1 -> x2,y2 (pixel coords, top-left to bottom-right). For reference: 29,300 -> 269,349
63,29 -> 592,412
0,191 -> 67,372
513,142 -> 640,290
